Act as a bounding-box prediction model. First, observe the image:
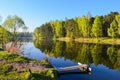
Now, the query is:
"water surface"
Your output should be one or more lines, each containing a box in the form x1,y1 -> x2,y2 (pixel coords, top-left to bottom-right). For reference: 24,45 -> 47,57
23,40 -> 120,80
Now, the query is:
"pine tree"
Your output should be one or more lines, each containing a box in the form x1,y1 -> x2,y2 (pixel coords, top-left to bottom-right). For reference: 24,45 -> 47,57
92,15 -> 102,38
108,20 -> 118,38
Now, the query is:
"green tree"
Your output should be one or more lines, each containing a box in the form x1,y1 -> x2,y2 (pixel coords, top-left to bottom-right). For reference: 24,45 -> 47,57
34,27 -> 40,39
0,25 -> 10,47
108,20 -> 118,38
56,20 -> 64,38
34,12 -> 120,39
115,14 -> 120,36
50,21 -> 56,38
92,15 -> 102,38
81,16 -> 90,38
65,19 -> 79,38
73,17 -> 82,37
0,16 -> 10,47
103,12 -> 118,37
40,23 -> 53,39
51,20 -> 64,38
3,15 -> 25,40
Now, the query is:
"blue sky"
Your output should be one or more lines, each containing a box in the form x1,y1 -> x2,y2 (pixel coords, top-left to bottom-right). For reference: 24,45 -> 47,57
0,0 -> 120,32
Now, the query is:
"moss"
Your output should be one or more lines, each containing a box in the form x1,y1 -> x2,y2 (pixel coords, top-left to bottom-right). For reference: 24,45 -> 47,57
0,68 -> 57,80
0,63 -> 10,74
0,51 -> 30,62
28,69 -> 58,80
0,51 -> 58,80
0,63 -> 26,79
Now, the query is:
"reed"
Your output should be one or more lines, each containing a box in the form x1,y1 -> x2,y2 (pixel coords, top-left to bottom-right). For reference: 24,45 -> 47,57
4,42 -> 23,54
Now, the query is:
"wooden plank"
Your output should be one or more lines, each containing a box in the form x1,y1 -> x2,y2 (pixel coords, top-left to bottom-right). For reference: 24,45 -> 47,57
59,65 -> 81,71
58,66 -> 89,71
58,64 -> 91,72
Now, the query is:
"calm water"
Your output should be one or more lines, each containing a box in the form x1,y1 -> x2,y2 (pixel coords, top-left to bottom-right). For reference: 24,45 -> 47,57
22,40 -> 120,80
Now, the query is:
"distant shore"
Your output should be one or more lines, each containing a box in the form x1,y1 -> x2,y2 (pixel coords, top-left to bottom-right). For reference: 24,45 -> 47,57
57,37 -> 120,45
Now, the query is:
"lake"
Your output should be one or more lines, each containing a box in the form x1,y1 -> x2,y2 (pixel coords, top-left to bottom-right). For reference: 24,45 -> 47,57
22,40 -> 120,80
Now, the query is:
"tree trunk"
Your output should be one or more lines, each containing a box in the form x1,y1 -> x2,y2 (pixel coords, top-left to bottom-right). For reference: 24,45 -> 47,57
13,27 -> 16,41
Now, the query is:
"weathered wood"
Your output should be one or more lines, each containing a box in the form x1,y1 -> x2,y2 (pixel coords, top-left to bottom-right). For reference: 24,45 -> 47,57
58,63 -> 91,72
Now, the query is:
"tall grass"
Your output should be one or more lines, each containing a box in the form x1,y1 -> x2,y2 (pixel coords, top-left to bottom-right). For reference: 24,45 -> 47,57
4,42 -> 23,54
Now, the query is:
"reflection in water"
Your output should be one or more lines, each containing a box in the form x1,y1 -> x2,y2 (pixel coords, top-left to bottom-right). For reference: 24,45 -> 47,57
34,40 -> 120,71
58,71 -> 91,76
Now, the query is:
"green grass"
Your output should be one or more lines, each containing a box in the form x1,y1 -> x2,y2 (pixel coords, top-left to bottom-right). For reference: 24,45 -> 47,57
0,51 -> 30,62
58,37 -> 120,45
0,51 -> 58,80
0,62 -> 30,80
0,64 -> 57,80
29,69 -> 58,80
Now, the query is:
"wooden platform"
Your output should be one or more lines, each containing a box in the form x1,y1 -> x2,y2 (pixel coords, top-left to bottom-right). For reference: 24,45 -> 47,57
58,63 -> 91,72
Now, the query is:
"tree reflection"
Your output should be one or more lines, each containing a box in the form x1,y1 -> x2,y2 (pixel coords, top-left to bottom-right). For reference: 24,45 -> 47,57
34,40 -> 120,70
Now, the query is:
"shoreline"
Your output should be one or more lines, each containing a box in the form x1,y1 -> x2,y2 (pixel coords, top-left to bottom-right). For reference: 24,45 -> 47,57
0,51 -> 58,80
57,37 -> 120,45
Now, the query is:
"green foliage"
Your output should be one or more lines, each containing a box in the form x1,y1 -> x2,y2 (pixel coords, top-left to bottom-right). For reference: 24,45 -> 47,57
81,16 -> 91,37
0,51 -> 29,62
115,14 -> 120,35
0,63 -> 30,80
34,27 -> 40,39
103,12 -> 119,37
107,46 -> 117,64
65,19 -> 79,38
90,44 -> 102,65
34,12 -> 120,39
108,20 -> 118,38
0,51 -> 58,80
34,40 -> 120,70
36,23 -> 53,39
92,15 -> 102,38
3,15 -> 25,40
28,69 -> 57,80
53,20 -> 64,38
0,64 -> 11,74
0,25 -> 11,43
73,17 -> 82,37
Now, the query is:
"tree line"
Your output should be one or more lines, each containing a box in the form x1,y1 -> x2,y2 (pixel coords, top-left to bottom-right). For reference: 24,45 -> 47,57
34,12 -> 120,39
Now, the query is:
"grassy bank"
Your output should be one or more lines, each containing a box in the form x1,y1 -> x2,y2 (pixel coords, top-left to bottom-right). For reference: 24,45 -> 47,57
57,37 -> 120,45
0,51 -> 58,80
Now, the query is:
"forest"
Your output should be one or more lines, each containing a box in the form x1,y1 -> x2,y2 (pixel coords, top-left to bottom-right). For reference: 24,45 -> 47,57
34,12 -> 120,39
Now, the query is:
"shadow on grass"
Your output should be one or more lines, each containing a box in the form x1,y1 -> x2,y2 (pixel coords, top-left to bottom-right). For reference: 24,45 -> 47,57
29,70 -> 58,80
